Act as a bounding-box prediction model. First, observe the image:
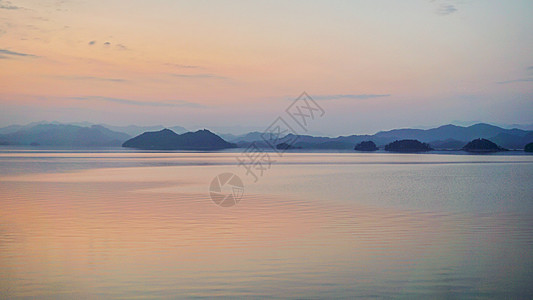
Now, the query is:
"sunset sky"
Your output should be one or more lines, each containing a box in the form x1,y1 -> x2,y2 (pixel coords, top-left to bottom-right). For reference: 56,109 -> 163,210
1,0 -> 532,135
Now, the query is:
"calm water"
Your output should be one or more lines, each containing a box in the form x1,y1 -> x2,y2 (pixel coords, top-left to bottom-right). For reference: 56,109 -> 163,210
1,149 -> 533,299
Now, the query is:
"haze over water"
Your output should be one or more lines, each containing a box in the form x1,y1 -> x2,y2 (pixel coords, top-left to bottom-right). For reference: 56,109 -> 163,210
1,149 -> 532,298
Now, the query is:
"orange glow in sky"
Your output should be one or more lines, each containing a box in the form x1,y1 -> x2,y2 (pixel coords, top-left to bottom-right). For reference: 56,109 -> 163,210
1,0 -> 532,134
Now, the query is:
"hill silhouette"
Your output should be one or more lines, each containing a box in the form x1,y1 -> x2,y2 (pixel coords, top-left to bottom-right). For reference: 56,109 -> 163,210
524,142 -> 533,152
384,140 -> 433,152
354,141 -> 378,151
122,129 -> 236,150
462,138 -> 506,152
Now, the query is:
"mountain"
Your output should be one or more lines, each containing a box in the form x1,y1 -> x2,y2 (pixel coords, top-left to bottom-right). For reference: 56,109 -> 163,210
230,131 -> 266,143
357,123 -> 531,148
2,122 -> 531,150
374,123 -> 511,142
122,129 -> 236,150
462,138 -> 506,152
0,121 -> 64,134
0,124 -> 130,146
100,124 -> 187,136
0,122 -> 189,138
218,133 -> 238,142
429,139 -> 466,150
233,123 -> 532,150
498,123 -> 533,131
0,124 -> 25,134
384,140 -> 433,152
489,132 -> 533,150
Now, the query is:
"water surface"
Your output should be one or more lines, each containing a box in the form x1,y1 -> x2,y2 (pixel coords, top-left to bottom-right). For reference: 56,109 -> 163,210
1,149 -> 532,298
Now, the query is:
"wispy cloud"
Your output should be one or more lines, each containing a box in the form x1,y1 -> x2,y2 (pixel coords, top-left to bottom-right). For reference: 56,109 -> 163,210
496,67 -> 533,83
435,3 -> 458,16
88,40 -> 129,50
0,49 -> 38,58
71,96 -> 205,108
496,78 -> 533,84
170,73 -> 227,79
165,63 -> 201,69
0,0 -> 20,9
313,94 -> 391,100
54,75 -> 128,83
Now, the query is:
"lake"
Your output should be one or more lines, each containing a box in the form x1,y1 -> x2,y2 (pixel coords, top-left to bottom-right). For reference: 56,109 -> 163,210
1,149 -> 532,298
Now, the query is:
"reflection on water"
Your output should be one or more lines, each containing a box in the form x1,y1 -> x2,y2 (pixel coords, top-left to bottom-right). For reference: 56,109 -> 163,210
1,150 -> 532,298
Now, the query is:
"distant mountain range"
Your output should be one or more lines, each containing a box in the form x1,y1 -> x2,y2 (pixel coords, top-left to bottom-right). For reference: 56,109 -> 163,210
230,123 -> 533,150
0,121 -> 187,137
0,122 -> 532,150
102,124 -> 187,137
0,122 -> 188,147
0,124 -> 129,147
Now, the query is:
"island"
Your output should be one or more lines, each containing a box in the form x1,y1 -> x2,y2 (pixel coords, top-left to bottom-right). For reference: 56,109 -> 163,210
525,142 -> 533,153
462,138 -> 506,153
384,139 -> 433,153
354,141 -> 378,151
122,128 -> 236,150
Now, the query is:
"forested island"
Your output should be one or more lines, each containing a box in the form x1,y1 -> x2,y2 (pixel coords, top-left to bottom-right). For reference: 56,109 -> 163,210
354,141 -> 378,151
384,140 -> 433,153
525,142 -> 533,152
462,138 -> 506,153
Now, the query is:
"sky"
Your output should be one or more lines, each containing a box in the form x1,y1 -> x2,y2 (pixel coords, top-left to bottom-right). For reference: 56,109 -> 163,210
0,0 -> 532,135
